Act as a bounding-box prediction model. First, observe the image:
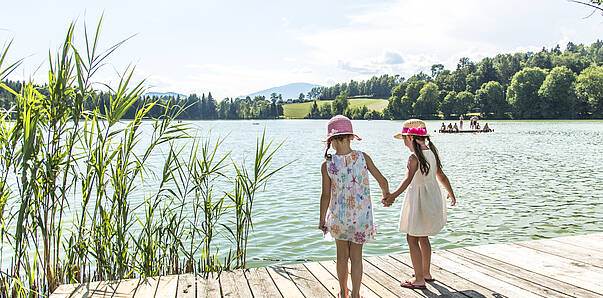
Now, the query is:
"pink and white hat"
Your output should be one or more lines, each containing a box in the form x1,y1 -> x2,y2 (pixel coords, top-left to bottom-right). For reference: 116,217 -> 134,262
321,115 -> 362,142
394,119 -> 430,139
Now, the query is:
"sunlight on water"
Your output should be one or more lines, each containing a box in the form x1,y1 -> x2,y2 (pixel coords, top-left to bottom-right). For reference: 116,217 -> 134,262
187,120 -> 602,267
3,120 -> 602,269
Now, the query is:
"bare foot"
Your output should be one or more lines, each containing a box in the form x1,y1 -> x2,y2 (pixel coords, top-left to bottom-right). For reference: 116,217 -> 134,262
407,276 -> 426,286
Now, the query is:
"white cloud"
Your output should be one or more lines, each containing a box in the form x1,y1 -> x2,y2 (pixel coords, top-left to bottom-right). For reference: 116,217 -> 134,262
381,50 -> 403,65
299,0 -> 602,81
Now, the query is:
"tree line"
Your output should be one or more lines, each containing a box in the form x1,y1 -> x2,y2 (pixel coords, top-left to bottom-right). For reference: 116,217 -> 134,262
2,40 -> 601,120
0,82 -> 284,120
306,40 -> 603,120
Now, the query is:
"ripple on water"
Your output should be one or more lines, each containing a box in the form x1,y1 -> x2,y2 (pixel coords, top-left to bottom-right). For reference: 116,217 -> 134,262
4,120 -> 602,268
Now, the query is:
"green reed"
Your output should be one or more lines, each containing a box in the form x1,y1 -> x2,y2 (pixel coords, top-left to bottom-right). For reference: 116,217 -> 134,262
0,18 -> 285,297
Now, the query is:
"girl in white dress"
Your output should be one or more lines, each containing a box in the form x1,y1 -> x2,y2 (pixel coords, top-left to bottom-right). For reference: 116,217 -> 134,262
383,119 -> 456,289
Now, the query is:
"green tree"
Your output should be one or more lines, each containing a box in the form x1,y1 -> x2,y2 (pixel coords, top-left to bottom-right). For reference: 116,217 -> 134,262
298,93 -> 305,101
440,91 -> 456,119
539,66 -> 577,118
405,81 -> 426,102
307,101 -> 320,118
319,103 -> 332,118
476,81 -> 508,118
507,67 -> 548,119
413,82 -> 440,118
575,65 -> 603,118
453,91 -> 475,116
331,91 -> 349,115
431,64 -> 444,79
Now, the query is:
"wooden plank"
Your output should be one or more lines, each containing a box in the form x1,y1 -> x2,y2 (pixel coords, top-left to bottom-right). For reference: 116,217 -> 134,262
132,276 -> 160,298
366,255 -> 466,298
176,273 -> 196,298
450,248 -> 601,298
61,280 -> 104,298
244,267 -> 282,298
49,283 -> 81,298
468,242 -> 603,294
390,253 -> 498,298
86,280 -> 122,297
284,263 -> 333,297
303,262 -> 341,297
154,275 -> 179,297
438,250 -> 568,298
266,266 -> 304,298
319,260 -> 381,298
197,272 -> 220,298
220,270 -> 253,298
516,238 -> 603,268
554,234 -> 603,251
430,253 -> 542,297
110,278 -> 141,298
326,258 -> 422,298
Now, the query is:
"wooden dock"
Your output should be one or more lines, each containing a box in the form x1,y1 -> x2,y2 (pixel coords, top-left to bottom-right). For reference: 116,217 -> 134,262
51,233 -> 603,297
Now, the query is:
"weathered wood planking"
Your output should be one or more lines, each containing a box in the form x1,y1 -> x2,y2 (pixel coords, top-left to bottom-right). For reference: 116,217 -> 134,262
389,253 -> 498,298
51,232 -> 603,298
319,260 -> 380,298
467,241 -> 603,294
244,267 -> 282,297
448,247 -> 600,298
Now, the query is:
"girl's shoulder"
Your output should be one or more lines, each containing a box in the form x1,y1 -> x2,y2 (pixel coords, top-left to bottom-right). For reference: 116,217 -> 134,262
407,153 -> 419,165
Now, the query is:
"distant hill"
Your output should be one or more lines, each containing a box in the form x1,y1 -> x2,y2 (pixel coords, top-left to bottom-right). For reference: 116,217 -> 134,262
244,82 -> 321,100
144,92 -> 187,98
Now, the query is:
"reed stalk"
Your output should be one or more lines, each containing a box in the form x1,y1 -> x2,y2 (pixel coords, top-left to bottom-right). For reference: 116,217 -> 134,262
0,18 -> 286,297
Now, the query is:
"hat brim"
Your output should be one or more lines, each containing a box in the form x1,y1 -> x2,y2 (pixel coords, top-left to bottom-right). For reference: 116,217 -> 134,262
394,132 -> 430,139
322,133 -> 362,142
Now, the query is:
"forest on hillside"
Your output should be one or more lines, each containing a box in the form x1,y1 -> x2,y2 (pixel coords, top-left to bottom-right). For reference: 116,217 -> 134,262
307,40 -> 603,120
1,41 -> 601,120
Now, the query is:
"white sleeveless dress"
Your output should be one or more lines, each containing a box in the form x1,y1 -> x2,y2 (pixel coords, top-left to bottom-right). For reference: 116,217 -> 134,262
398,150 -> 447,236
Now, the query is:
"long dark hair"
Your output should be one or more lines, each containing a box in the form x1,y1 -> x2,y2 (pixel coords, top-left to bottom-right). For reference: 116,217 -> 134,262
325,134 -> 352,160
412,136 -> 443,175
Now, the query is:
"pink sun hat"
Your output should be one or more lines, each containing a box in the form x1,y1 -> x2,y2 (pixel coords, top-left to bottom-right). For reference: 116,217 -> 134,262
321,115 -> 362,142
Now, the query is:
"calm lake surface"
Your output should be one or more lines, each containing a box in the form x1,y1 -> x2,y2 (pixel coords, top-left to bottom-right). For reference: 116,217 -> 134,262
172,120 -> 603,267
3,120 -> 603,268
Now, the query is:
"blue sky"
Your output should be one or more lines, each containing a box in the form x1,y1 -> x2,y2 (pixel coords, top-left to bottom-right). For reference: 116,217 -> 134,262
1,0 -> 602,99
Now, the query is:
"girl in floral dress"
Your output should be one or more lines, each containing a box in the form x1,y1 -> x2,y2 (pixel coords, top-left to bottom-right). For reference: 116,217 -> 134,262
318,115 -> 390,298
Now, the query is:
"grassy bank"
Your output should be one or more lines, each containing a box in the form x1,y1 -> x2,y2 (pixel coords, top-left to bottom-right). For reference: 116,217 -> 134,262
283,98 -> 388,119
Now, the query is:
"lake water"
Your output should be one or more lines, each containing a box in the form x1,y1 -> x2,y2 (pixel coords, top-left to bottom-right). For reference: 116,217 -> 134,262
174,120 -> 603,267
3,120 -> 603,269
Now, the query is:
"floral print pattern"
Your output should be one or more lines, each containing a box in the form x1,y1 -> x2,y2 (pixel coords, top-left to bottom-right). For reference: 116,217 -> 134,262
325,151 -> 375,244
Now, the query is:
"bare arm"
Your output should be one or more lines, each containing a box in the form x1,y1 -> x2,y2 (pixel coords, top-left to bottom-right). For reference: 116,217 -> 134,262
386,155 -> 418,206
436,167 -> 456,206
363,152 -> 389,195
319,161 -> 331,231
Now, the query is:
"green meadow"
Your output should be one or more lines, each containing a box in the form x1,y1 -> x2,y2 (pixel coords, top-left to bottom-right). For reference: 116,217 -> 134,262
283,98 -> 388,119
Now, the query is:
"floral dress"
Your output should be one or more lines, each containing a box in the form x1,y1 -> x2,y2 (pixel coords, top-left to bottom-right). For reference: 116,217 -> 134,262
324,150 -> 375,244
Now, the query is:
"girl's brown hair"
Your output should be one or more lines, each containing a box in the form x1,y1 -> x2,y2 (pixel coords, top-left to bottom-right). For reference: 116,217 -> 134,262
411,136 -> 443,175
325,134 -> 353,160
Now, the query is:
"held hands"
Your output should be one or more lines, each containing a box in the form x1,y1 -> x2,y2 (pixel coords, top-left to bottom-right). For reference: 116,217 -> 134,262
381,192 -> 396,207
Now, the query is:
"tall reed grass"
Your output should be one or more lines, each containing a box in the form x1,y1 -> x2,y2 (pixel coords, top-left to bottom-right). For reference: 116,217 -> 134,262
0,18 -> 286,297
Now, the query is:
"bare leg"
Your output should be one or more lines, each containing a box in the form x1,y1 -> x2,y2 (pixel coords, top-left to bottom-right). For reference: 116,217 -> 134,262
406,234 -> 425,285
349,242 -> 363,298
335,240 -> 350,298
418,237 -> 433,280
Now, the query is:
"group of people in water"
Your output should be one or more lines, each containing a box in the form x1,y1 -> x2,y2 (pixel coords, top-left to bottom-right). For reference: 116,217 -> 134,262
439,115 -> 491,133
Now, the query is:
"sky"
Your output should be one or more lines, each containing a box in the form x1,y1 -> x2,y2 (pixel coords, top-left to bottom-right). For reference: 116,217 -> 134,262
1,0 -> 602,99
